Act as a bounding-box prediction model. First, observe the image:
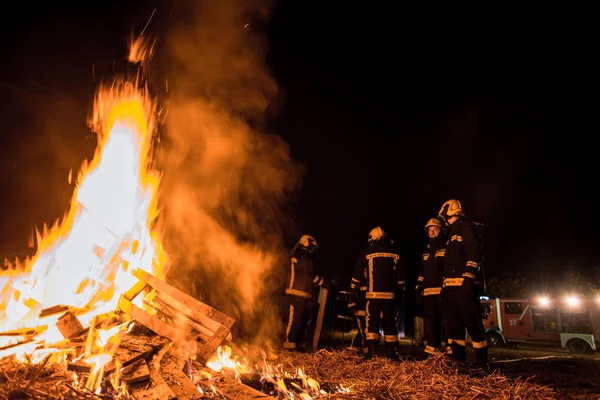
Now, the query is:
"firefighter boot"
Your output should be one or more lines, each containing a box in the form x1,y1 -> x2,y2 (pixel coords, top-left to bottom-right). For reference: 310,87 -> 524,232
385,342 -> 400,361
473,347 -> 490,370
364,341 -> 377,359
450,342 -> 466,364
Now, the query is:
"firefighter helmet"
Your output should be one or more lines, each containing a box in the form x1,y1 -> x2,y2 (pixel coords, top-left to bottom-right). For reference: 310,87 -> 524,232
298,234 -> 318,252
367,227 -> 386,244
424,217 -> 443,231
438,199 -> 463,223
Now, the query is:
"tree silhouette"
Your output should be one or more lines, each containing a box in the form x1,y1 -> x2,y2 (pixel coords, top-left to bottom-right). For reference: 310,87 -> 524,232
486,273 -> 528,298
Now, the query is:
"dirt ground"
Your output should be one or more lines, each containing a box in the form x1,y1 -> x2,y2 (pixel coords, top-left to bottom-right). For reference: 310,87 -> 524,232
487,346 -> 600,400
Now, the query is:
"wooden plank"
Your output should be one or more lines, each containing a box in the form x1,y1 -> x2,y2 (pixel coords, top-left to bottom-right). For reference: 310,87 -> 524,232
131,341 -> 176,400
119,298 -> 192,342
67,344 -> 152,374
0,327 -> 45,337
39,305 -> 70,317
195,363 -> 275,399
196,325 -> 230,364
312,287 -> 328,351
124,280 -> 148,301
132,383 -> 176,400
133,269 -> 235,330
160,352 -> 203,400
119,298 -> 221,366
152,296 -> 232,341
121,360 -> 150,384
155,292 -> 226,339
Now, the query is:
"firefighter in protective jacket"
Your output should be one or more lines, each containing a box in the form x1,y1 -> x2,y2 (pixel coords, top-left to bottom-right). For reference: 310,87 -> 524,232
282,234 -> 327,351
415,217 -> 447,358
351,227 -> 404,359
438,199 -> 488,368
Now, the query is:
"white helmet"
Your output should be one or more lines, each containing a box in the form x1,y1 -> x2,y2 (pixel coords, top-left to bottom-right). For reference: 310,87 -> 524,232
367,227 -> 386,244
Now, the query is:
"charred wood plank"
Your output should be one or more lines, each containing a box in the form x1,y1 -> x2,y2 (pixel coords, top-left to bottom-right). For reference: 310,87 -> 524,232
56,311 -> 86,339
160,351 -> 203,400
132,342 -> 176,400
39,305 -> 71,318
121,359 -> 151,384
132,383 -> 176,400
67,342 -> 153,374
0,327 -> 46,337
194,363 -> 275,399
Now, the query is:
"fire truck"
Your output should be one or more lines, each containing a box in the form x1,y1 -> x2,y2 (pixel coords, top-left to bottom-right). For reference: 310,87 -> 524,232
481,296 -> 600,354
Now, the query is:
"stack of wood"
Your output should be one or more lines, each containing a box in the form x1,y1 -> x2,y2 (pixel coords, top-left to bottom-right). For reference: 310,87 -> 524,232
0,268 -> 276,399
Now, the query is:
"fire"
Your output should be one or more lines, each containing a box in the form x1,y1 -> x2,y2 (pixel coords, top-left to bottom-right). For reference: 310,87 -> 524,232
0,59 -> 165,364
199,346 -> 349,399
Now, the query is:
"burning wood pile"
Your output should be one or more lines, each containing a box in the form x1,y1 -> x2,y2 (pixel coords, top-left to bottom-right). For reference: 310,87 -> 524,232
0,36 -> 288,398
0,266 -> 275,399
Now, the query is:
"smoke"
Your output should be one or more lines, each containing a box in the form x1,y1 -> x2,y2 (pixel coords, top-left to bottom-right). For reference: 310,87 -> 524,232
157,0 -> 303,346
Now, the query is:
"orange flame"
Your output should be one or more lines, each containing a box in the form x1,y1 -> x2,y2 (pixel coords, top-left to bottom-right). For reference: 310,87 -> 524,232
0,76 -> 166,348
201,346 -> 344,399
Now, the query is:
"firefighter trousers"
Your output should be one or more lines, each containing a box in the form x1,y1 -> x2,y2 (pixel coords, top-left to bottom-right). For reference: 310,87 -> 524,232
282,294 -> 312,350
354,310 -> 367,351
423,294 -> 443,354
365,299 -> 398,343
443,288 -> 488,364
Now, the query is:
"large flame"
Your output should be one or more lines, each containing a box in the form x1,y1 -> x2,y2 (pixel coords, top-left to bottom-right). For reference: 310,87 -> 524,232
0,78 -> 166,345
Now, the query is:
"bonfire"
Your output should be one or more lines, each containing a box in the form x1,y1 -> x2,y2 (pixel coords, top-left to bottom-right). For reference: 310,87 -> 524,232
0,33 -> 567,400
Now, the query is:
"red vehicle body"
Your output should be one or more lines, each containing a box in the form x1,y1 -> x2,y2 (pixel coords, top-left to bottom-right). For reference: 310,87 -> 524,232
481,297 -> 600,354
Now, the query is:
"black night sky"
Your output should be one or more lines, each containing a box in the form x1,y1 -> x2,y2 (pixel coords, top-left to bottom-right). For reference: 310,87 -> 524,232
0,2 -> 597,292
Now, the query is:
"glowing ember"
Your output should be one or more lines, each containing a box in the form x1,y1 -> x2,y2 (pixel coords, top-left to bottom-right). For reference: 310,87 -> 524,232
200,346 -> 344,399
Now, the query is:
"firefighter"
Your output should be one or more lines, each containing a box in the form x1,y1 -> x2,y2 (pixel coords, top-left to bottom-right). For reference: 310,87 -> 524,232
351,227 -> 405,359
282,234 -> 328,351
415,217 -> 447,358
348,276 -> 368,355
438,199 -> 489,369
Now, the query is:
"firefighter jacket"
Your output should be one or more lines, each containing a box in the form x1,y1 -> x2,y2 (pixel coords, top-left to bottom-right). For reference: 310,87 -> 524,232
285,247 -> 324,299
442,218 -> 483,288
416,236 -> 446,296
351,238 -> 404,300
348,276 -> 367,315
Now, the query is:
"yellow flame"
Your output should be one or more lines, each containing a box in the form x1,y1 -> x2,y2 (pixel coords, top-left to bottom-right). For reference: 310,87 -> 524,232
201,346 -> 338,399
0,80 -> 166,353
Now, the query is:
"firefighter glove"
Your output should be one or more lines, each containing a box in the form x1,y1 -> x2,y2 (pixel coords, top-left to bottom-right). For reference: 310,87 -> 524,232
347,301 -> 357,313
415,289 -> 423,306
350,287 -> 359,303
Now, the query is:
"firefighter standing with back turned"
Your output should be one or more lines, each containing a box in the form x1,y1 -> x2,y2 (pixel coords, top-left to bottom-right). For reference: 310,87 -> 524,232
351,227 -> 405,359
415,217 -> 447,358
438,199 -> 489,369
282,234 -> 329,352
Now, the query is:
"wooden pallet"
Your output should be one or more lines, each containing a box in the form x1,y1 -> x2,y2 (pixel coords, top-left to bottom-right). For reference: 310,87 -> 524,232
118,268 -> 236,365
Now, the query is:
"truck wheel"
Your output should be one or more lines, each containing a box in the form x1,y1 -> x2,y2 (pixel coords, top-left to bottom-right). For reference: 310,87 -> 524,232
486,331 -> 504,348
566,338 -> 592,355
